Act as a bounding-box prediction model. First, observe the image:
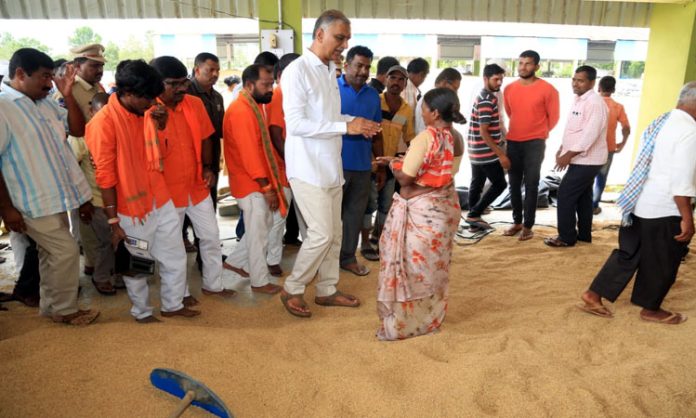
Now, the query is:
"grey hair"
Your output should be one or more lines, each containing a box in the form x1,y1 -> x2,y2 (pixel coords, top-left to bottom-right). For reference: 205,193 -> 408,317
678,81 -> 696,106
312,9 -> 351,40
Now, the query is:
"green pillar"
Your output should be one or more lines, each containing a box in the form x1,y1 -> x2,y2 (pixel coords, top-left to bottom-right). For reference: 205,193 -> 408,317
636,2 -> 696,144
258,0 -> 303,54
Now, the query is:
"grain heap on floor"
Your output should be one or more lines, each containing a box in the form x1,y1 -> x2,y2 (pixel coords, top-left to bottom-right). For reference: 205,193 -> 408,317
0,223 -> 694,417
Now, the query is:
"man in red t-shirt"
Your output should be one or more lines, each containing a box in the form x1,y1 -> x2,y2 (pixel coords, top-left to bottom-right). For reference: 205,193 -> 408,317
503,50 -> 560,241
592,76 -> 631,214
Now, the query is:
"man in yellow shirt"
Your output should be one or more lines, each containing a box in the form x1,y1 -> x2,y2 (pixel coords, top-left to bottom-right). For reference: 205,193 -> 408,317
368,65 -> 415,248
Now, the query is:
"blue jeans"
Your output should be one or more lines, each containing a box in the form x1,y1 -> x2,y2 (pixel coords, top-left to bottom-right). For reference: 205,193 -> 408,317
593,152 -> 615,208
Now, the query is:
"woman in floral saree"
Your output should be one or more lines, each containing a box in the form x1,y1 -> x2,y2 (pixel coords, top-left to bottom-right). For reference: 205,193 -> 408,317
376,88 -> 464,341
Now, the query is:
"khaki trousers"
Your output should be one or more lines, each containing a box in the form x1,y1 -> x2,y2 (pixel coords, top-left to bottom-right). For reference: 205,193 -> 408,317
23,212 -> 80,316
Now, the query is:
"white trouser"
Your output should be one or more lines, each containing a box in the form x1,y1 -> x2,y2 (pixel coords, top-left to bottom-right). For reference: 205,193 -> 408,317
9,232 -> 30,275
226,187 -> 291,287
266,187 -> 292,265
119,200 -> 187,319
175,196 -> 223,293
284,179 -> 342,297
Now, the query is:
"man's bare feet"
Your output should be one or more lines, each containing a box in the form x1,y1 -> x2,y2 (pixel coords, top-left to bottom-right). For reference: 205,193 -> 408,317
202,288 -> 237,298
640,308 -> 688,325
223,262 -> 250,277
252,283 -> 282,294
518,227 -> 534,241
161,307 -> 201,318
503,223 -> 523,236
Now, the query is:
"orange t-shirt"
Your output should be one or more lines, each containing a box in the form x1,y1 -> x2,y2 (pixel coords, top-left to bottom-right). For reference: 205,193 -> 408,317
159,95 -> 215,208
266,85 -> 285,138
504,78 -> 560,142
223,93 -> 288,199
603,96 -> 630,152
86,97 -> 170,220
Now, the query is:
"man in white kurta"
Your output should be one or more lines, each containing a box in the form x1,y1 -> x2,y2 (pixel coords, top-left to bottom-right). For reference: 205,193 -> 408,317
579,81 -> 696,325
280,10 -> 380,318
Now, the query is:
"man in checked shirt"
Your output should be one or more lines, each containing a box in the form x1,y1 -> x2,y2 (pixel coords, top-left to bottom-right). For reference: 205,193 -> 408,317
544,66 -> 607,248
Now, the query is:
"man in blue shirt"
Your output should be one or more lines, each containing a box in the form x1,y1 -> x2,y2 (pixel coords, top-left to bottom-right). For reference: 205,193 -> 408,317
338,46 -> 383,276
0,48 -> 99,325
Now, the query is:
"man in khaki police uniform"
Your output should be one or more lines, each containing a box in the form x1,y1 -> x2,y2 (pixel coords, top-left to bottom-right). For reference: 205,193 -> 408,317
65,44 -> 120,295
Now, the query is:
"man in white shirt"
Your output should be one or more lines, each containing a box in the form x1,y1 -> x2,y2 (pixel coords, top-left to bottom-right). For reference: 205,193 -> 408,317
578,81 -> 696,325
401,57 -> 429,111
281,9 -> 381,318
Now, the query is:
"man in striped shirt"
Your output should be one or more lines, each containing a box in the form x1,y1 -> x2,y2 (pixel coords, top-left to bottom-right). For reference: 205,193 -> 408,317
0,48 -> 99,326
466,64 -> 509,228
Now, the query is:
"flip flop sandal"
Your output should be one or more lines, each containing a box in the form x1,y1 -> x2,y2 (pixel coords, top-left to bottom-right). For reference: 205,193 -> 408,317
53,310 -> 100,326
502,226 -> 522,236
544,237 -> 571,247
280,291 -> 312,318
360,248 -> 380,261
340,264 -> 370,276
576,303 -> 613,318
91,278 -> 117,296
640,312 -> 688,325
314,291 -> 361,308
465,218 -> 491,229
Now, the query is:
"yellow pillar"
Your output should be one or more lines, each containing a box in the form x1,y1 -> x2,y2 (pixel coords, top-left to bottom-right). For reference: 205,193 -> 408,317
636,2 -> 696,142
258,0 -> 303,54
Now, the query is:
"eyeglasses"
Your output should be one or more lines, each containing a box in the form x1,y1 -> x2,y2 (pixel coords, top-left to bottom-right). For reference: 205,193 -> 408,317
163,78 -> 191,89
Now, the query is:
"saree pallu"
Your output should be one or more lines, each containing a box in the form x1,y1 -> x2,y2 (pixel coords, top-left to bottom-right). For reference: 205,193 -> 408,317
376,183 -> 461,341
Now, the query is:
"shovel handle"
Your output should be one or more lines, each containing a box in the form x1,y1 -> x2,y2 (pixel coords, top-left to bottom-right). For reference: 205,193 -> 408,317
167,390 -> 196,418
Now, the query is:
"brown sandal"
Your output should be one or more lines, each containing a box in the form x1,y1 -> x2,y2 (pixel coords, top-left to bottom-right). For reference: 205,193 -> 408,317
280,290 -> 311,318
52,309 -> 100,326
314,291 -> 360,308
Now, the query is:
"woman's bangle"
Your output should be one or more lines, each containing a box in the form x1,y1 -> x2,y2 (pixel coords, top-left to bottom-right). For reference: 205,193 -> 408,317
107,217 -> 120,225
260,184 -> 273,193
104,204 -> 116,209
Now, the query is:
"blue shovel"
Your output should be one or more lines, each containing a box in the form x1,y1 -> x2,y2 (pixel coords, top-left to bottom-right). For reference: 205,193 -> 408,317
150,368 -> 233,418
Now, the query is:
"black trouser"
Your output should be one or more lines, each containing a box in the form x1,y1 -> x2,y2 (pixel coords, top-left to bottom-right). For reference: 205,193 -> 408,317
283,200 -> 301,242
556,164 -> 602,244
13,237 -> 40,300
590,215 -> 685,311
340,170 -> 372,266
507,139 -> 545,228
467,161 -> 508,218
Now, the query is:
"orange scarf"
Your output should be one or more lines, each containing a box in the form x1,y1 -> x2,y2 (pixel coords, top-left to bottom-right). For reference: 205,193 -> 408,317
102,94 -> 163,222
